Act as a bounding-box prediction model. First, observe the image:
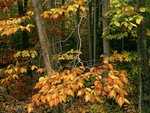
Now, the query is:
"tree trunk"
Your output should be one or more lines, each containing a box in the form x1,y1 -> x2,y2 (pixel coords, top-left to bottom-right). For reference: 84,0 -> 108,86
93,0 -> 97,64
137,0 -> 150,112
88,1 -> 93,61
32,0 -> 52,73
18,0 -> 29,50
102,0 -> 110,56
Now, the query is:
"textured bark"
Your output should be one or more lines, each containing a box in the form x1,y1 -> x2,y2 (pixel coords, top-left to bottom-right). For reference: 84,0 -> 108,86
102,0 -> 110,56
137,0 -> 150,112
32,0 -> 52,73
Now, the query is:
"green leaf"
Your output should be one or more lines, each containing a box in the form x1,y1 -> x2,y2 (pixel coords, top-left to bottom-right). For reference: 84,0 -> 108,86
114,21 -> 120,27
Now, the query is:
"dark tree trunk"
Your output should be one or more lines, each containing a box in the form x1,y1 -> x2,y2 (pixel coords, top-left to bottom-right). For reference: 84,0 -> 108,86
18,0 -> 29,50
102,0 -> 110,56
88,1 -> 93,61
137,0 -> 150,112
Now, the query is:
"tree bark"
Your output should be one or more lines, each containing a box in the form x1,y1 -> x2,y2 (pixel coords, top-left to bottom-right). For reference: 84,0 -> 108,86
137,0 -> 150,112
32,0 -> 52,73
102,0 -> 110,56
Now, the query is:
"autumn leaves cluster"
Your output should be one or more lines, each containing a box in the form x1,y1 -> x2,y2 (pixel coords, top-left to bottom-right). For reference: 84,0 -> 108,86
27,60 -> 129,113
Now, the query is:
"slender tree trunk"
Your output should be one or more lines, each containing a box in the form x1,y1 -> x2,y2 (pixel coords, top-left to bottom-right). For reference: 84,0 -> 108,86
50,0 -> 55,9
32,0 -> 52,73
88,1 -> 93,61
93,0 -> 97,64
61,0 -> 65,51
102,0 -> 110,56
137,0 -> 150,112
18,0 -> 24,16
76,7 -> 80,50
49,0 -> 56,63
18,0 -> 29,50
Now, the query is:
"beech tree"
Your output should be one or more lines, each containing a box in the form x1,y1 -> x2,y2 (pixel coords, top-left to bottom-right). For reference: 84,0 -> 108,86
32,0 -> 52,73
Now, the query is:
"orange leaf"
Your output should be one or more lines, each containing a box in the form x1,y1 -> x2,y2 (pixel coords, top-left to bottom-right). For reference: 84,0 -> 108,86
36,68 -> 45,73
27,104 -> 34,113
108,64 -> 113,70
95,96 -> 101,102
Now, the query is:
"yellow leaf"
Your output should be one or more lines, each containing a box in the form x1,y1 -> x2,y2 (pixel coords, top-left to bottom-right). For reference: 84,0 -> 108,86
31,53 -> 35,58
139,7 -> 146,12
67,89 -> 74,97
80,6 -> 86,12
124,98 -> 130,104
7,69 -> 13,74
136,19 -> 142,24
108,90 -> 116,98
25,26 -> 31,32
14,67 -> 19,72
77,90 -> 83,96
39,77 -> 46,84
59,95 -> 66,103
22,50 -> 30,57
118,97 -> 124,107
73,4 -> 79,8
14,51 -> 21,58
86,88 -> 92,92
20,26 -> 26,31
46,94 -> 51,101
27,104 -> 34,113
31,65 -> 38,71
85,94 -> 91,102
69,74 -> 75,80
78,82 -> 84,88
48,101 -> 54,107
20,67 -> 27,73
13,74 -> 19,79
109,74 -> 119,80
58,9 -> 64,15
67,6 -> 76,12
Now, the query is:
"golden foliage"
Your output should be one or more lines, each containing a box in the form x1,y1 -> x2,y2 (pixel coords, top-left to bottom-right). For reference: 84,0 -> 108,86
27,60 -> 130,113
41,0 -> 87,19
0,16 -> 34,36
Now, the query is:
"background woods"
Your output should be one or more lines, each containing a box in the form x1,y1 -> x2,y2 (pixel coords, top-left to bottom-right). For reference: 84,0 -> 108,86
0,0 -> 150,113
